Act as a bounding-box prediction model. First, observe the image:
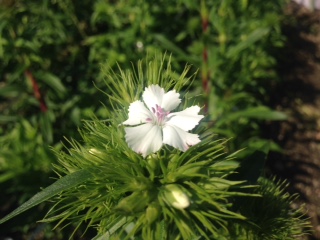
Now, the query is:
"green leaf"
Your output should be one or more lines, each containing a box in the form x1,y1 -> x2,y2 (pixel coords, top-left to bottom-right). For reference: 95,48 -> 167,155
0,85 -> 21,98
233,143 -> 269,184
215,106 -> 287,127
40,112 -> 53,144
0,115 -> 18,123
0,169 -> 92,224
38,72 -> 67,98
226,28 -> 270,58
153,34 -> 200,64
0,172 -> 16,183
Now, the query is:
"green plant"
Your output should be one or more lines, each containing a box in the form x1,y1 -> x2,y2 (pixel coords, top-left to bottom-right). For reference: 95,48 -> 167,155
0,1 -> 305,238
149,0 -> 289,150
0,55 -> 309,239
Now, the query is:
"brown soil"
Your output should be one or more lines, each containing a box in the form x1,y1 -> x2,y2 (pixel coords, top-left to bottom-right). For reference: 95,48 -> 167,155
267,3 -> 320,239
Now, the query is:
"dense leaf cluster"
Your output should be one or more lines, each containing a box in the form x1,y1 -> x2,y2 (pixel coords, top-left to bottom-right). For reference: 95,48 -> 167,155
1,56 -> 308,239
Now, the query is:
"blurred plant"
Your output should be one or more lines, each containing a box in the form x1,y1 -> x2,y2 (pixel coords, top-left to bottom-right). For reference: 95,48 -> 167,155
151,0 -> 289,151
0,0 -> 290,156
0,119 -> 56,186
0,118 -> 63,238
0,0 -> 106,237
235,177 -> 310,239
204,0 -> 288,150
0,0 -> 107,138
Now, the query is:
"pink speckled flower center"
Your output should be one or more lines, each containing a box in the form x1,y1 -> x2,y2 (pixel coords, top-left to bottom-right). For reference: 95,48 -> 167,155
146,104 -> 169,126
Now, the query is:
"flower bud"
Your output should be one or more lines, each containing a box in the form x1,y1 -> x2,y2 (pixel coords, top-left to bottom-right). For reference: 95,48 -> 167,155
162,184 -> 190,209
89,148 -> 102,155
147,157 -> 158,172
145,202 -> 160,225
116,191 -> 150,213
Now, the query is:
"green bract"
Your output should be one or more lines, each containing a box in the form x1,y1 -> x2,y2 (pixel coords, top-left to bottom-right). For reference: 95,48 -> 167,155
49,124 -> 253,240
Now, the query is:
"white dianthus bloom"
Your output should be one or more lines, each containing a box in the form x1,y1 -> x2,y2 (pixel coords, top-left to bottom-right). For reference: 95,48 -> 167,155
123,84 -> 204,157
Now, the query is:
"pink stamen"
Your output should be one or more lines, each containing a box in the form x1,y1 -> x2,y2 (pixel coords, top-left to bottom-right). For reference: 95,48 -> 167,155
155,104 -> 167,124
146,104 -> 169,126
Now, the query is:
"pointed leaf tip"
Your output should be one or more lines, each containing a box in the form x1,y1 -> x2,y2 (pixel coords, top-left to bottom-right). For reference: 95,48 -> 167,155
0,169 -> 92,224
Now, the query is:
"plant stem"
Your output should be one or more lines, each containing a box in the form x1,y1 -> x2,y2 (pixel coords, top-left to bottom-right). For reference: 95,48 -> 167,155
25,70 -> 48,112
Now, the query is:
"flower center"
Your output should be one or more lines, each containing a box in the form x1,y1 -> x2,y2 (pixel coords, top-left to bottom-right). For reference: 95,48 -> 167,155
147,104 -> 169,126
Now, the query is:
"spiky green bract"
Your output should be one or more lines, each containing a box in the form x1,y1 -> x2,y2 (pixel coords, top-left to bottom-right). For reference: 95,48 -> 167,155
99,53 -> 196,112
40,55 -> 257,239
47,119 -> 256,240
229,177 -> 310,240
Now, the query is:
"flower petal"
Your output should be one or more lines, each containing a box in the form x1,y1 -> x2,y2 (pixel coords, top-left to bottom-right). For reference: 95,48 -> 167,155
161,89 -> 181,111
163,125 -> 201,151
166,106 -> 204,131
142,85 -> 164,112
124,123 -> 163,157
123,101 -> 153,125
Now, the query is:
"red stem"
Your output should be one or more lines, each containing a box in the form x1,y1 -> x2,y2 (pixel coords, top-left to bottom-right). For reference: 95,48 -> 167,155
25,70 -> 48,112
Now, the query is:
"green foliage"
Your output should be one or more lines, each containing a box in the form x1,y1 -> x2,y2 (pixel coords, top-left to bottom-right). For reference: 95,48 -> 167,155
233,177 -> 310,239
0,118 -> 64,237
43,126 -> 253,239
0,0 -> 309,238
206,0 -> 288,148
0,120 -> 53,182
135,0 -> 289,150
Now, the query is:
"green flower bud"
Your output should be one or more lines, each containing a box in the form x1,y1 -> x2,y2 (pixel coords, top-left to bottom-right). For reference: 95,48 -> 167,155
88,148 -> 102,155
116,191 -> 150,214
147,156 -> 158,171
127,177 -> 152,191
145,202 -> 160,225
162,184 -> 190,209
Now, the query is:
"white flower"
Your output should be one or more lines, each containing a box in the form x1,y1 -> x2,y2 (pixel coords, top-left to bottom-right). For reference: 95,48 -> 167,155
123,84 -> 204,157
